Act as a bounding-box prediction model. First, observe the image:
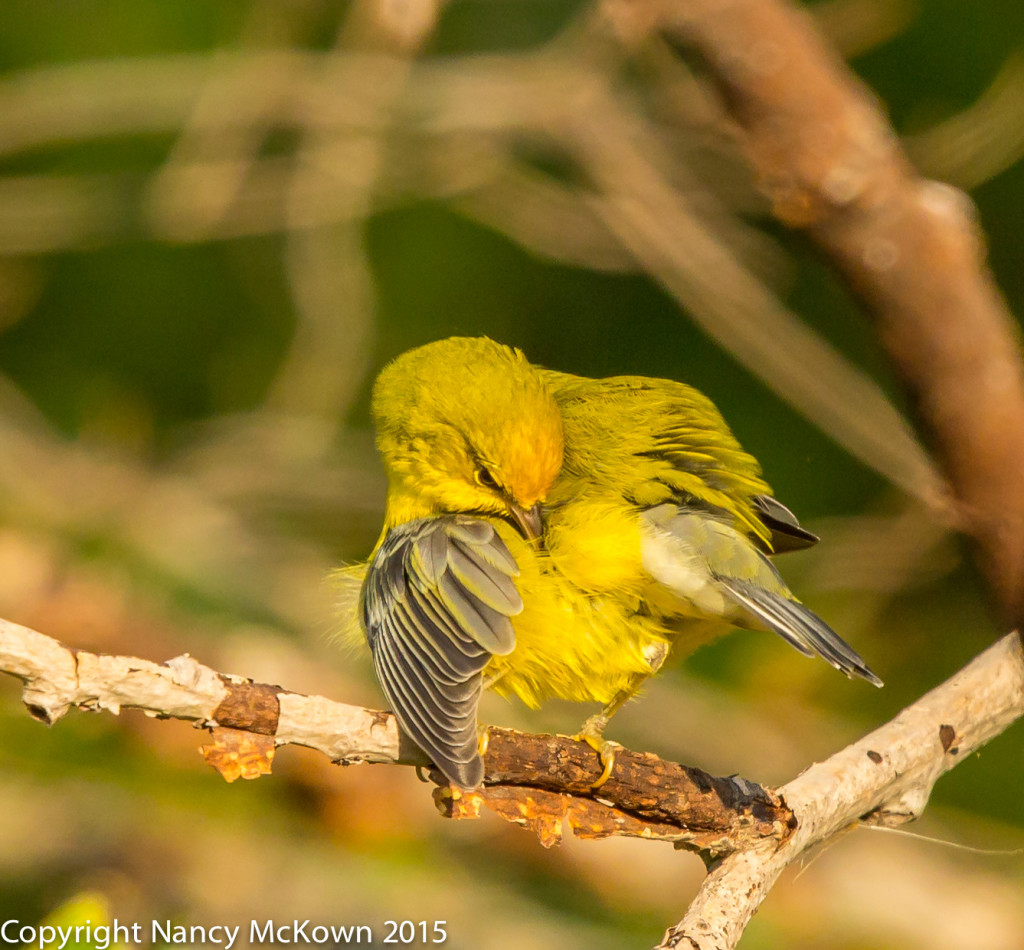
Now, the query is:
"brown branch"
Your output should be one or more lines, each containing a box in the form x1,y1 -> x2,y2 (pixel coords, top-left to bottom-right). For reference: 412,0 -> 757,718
442,727 -> 794,850
606,0 -> 1024,626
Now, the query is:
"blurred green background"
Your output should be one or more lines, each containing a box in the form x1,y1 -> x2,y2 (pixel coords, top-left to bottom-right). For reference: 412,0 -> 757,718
0,1 -> 1021,948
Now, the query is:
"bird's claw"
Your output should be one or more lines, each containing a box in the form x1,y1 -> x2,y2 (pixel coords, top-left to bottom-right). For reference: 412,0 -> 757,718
575,714 -> 620,790
477,724 -> 491,758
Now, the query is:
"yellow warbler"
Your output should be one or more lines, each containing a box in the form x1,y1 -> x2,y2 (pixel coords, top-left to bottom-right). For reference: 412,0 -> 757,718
350,337 -> 880,787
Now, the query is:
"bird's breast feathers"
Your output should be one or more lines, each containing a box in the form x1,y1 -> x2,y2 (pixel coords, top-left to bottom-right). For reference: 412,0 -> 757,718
483,515 -> 673,709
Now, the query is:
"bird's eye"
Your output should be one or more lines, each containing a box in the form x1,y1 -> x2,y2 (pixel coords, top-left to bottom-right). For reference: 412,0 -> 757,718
475,467 -> 500,491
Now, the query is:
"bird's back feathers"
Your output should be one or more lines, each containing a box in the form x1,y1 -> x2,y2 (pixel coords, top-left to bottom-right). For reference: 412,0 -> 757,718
542,372 -> 774,547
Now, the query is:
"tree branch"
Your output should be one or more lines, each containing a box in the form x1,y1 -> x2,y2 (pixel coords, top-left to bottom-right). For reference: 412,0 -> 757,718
2,616 -> 1022,891
658,630 -> 1024,949
0,617 -> 792,853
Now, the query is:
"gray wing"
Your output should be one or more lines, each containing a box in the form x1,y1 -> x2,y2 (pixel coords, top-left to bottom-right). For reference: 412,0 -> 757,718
641,505 -> 881,686
362,515 -> 522,787
715,576 -> 882,686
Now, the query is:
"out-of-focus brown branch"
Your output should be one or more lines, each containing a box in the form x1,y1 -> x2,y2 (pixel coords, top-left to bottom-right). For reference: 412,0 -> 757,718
607,0 -> 1024,626
558,97 -> 944,506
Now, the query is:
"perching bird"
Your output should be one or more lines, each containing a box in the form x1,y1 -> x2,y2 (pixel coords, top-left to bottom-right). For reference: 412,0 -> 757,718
348,337 -> 881,789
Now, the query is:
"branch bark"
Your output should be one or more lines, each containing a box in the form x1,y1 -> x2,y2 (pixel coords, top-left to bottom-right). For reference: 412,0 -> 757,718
0,617 -> 791,853
658,630 -> 1024,949
2,615 -> 1022,902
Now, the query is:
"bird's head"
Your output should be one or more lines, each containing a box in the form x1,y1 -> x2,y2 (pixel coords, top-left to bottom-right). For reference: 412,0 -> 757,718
371,337 -> 564,540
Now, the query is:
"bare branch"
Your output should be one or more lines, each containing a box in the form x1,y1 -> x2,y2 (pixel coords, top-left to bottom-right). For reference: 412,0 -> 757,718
0,617 -> 792,854
2,614 -> 1022,908
658,630 -> 1024,950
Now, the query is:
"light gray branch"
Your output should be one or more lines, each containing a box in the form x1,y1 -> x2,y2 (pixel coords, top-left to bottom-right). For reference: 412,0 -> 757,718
659,630 -> 1024,950
0,617 -> 403,763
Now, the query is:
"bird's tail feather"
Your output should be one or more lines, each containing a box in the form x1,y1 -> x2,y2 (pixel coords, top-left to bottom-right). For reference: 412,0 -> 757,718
719,578 -> 883,687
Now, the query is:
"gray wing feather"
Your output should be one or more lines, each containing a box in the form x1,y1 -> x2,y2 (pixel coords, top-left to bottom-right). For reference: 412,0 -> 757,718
412,527 -> 450,585
453,532 -> 520,575
373,630 -> 482,774
363,515 -> 523,787
448,541 -> 523,614
642,505 -> 881,687
447,518 -> 495,545
437,571 -> 516,654
717,576 -> 883,686
372,604 -> 482,779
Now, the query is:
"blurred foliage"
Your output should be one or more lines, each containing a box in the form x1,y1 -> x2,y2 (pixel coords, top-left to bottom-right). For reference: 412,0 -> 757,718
0,1 -> 1022,948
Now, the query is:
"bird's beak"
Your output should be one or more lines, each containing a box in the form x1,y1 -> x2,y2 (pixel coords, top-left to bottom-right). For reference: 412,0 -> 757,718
508,502 -> 543,541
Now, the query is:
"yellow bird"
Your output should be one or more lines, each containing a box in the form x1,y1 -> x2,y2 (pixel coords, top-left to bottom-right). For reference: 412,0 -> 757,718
352,336 -> 880,788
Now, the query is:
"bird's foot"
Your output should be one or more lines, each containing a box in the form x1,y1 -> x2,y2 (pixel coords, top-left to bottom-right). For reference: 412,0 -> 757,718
574,714 -> 621,790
